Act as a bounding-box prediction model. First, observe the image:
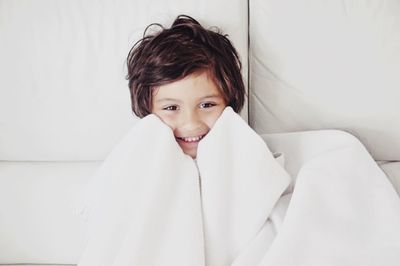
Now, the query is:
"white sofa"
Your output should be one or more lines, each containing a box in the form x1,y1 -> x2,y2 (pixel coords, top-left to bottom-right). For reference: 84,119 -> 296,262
0,0 -> 399,265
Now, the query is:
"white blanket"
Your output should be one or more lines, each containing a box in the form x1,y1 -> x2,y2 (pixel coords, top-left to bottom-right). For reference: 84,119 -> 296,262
77,107 -> 400,266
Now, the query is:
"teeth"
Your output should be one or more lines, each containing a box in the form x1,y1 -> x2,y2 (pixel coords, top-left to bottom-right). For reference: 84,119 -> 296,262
181,135 -> 204,142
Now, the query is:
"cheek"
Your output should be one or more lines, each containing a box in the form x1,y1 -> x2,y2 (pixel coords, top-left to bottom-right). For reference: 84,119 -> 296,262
153,112 -> 178,130
204,106 -> 225,128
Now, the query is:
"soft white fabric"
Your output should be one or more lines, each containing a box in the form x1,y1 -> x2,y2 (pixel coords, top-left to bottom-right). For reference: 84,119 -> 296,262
262,131 -> 400,197
258,138 -> 400,265
77,107 -> 290,265
77,107 -> 400,266
379,161 -> 400,196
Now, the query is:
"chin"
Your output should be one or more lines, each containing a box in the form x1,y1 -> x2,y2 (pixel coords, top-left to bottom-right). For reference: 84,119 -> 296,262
187,152 -> 197,159
183,150 -> 197,159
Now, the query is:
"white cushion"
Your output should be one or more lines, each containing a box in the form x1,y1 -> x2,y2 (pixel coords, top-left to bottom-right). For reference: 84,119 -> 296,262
0,265 -> 74,266
0,0 -> 248,161
250,0 -> 400,161
0,161 -> 97,264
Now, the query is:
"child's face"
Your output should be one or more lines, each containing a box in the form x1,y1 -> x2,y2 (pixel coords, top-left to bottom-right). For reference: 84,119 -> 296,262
151,71 -> 226,158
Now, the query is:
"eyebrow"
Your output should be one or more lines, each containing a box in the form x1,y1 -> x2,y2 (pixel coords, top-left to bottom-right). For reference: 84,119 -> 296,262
156,98 -> 183,103
155,94 -> 222,103
201,94 -> 222,100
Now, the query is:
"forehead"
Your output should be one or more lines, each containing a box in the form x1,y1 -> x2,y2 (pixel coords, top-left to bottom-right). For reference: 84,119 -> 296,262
152,71 -> 223,101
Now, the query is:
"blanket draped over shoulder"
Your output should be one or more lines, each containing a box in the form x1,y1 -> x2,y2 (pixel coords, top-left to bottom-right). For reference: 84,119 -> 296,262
77,107 -> 400,266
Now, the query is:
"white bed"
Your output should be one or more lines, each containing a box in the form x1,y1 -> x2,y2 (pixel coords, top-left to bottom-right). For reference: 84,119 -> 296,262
0,0 -> 399,265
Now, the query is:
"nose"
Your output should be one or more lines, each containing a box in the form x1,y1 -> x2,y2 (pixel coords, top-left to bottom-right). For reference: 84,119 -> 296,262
180,109 -> 203,131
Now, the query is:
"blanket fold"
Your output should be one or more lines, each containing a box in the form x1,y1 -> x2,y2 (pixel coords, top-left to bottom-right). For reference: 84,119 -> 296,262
196,108 -> 290,265
258,139 -> 400,266
77,107 -> 400,266
78,114 -> 205,265
77,107 -> 291,266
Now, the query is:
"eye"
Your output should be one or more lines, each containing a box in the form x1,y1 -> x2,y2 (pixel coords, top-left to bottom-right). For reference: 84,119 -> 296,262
199,102 -> 217,109
162,105 -> 179,111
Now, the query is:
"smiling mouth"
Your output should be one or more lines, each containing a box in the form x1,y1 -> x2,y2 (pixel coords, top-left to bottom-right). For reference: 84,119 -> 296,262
176,134 -> 206,143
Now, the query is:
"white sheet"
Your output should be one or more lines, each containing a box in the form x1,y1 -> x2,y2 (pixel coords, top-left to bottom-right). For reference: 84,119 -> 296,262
77,107 -> 400,266
259,142 -> 400,265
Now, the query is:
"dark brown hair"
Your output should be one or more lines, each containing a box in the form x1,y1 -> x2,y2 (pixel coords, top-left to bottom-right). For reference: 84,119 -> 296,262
126,15 -> 245,117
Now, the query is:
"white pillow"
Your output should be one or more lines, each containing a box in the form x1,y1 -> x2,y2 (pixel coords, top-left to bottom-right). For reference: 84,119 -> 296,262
249,0 -> 400,161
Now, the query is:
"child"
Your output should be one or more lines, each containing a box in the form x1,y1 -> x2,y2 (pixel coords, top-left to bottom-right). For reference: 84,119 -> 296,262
78,15 -> 400,266
126,15 -> 246,158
